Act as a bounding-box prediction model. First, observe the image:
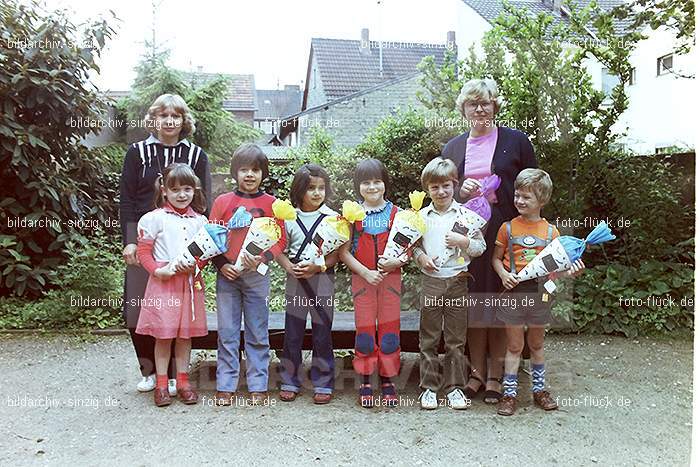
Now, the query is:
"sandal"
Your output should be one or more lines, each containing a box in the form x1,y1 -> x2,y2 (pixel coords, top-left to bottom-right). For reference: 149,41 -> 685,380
465,375 -> 485,400
279,390 -> 297,402
380,382 -> 398,408
359,383 -> 374,408
483,377 -> 502,404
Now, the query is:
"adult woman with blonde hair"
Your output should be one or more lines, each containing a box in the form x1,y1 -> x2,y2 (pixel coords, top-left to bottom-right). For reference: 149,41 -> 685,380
119,94 -> 212,394
441,78 -> 537,403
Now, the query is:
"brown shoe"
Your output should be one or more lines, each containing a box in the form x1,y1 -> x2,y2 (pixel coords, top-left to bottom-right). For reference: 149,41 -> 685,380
154,387 -> 172,407
177,386 -> 199,405
533,390 -> 558,411
279,390 -> 297,402
250,391 -> 269,405
215,391 -> 235,406
497,395 -> 517,416
313,393 -> 332,405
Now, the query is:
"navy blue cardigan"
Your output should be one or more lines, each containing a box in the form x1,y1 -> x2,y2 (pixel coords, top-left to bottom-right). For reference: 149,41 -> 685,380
119,137 -> 212,246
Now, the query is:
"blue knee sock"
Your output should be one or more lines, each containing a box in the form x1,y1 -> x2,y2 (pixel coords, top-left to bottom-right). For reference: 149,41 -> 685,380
531,363 -> 545,393
503,373 -> 518,397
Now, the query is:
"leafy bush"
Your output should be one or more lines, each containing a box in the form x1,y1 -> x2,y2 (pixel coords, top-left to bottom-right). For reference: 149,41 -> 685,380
552,261 -> 694,336
0,234 -> 124,329
0,0 -> 119,297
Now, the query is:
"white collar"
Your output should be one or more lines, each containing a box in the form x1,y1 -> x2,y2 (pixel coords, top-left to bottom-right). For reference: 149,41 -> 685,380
145,134 -> 191,147
426,199 -> 460,215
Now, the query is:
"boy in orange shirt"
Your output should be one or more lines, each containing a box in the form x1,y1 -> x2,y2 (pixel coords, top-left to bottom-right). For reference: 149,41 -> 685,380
492,168 -> 583,416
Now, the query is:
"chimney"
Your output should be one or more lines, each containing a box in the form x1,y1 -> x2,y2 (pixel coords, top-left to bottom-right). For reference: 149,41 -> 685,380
360,28 -> 370,55
446,31 -> 456,52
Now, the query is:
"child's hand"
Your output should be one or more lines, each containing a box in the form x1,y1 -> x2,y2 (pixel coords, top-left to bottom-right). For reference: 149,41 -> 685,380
173,258 -> 195,274
293,263 -> 321,279
241,251 -> 262,271
377,256 -> 402,274
417,254 -> 439,273
363,270 -> 384,286
445,231 -> 469,249
566,259 -> 586,278
154,266 -> 176,280
499,272 -> 519,290
221,263 -> 241,281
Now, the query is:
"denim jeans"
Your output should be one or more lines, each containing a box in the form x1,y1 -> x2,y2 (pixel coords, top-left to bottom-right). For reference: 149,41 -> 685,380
215,270 -> 271,393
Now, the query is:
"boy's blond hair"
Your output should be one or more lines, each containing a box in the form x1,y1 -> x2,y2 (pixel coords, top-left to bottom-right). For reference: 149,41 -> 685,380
514,168 -> 553,204
421,158 -> 458,190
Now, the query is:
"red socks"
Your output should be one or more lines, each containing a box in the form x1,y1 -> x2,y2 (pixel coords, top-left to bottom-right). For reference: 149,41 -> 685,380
176,372 -> 190,390
156,375 -> 168,389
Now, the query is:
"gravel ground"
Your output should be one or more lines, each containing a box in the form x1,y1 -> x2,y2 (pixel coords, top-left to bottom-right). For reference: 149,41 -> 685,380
0,332 -> 692,466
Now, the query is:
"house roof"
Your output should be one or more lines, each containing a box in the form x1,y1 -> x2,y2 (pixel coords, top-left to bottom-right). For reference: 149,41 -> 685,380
461,0 -> 636,37
258,144 -> 292,161
309,37 -> 449,102
181,71 -> 256,111
255,86 -> 303,120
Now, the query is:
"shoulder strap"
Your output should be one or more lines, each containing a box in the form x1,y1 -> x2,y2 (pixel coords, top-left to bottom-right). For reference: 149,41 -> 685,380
387,204 -> 399,229
293,213 -> 327,262
506,221 -> 516,274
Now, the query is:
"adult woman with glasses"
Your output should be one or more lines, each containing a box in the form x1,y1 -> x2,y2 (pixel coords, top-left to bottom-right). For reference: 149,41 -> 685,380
119,94 -> 212,394
441,79 -> 538,404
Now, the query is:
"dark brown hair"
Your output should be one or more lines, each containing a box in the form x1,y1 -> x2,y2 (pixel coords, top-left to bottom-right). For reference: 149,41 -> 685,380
289,163 -> 333,208
230,143 -> 269,181
353,158 -> 390,200
153,163 -> 207,214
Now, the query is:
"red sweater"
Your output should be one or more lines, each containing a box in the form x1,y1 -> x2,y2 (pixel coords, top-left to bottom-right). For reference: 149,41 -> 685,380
209,190 -> 286,271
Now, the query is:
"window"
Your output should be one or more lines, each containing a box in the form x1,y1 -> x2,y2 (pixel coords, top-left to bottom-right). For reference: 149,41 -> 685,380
657,54 -> 673,76
601,67 -> 620,97
627,67 -> 636,86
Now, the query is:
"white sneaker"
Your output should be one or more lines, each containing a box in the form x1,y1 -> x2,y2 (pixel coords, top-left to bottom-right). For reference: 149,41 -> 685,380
420,389 -> 438,410
137,374 -> 156,392
168,379 -> 177,396
446,388 -> 469,410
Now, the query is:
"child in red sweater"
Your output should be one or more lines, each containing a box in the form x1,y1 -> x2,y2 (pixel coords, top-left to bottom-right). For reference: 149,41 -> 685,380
209,144 -> 286,406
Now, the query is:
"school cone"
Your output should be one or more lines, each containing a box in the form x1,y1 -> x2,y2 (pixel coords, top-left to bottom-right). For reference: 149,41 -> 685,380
165,223 -> 228,274
515,222 -> 616,281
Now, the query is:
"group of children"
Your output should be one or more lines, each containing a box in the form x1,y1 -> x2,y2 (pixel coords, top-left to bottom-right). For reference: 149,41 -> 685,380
135,142 -> 580,415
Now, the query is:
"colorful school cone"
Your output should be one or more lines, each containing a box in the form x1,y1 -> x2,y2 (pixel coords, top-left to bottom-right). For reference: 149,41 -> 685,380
435,206 -> 479,268
298,200 -> 366,266
165,223 -> 229,275
382,191 -> 427,262
233,199 -> 297,274
515,221 -> 616,281
463,174 -> 501,228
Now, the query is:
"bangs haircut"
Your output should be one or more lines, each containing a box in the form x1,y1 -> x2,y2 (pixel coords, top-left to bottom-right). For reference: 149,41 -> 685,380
289,163 -> 334,208
421,157 -> 458,190
145,94 -> 196,138
230,143 -> 269,180
514,168 -> 553,204
153,162 -> 207,214
353,158 -> 390,199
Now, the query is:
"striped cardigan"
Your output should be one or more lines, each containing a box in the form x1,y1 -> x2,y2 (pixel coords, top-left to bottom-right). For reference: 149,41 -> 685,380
119,135 -> 212,246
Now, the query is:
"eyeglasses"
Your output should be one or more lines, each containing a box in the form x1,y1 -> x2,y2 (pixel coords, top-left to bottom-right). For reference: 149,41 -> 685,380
465,101 -> 493,110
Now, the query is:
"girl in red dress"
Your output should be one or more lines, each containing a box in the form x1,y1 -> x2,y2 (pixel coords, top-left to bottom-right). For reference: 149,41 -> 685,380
136,163 -> 209,407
